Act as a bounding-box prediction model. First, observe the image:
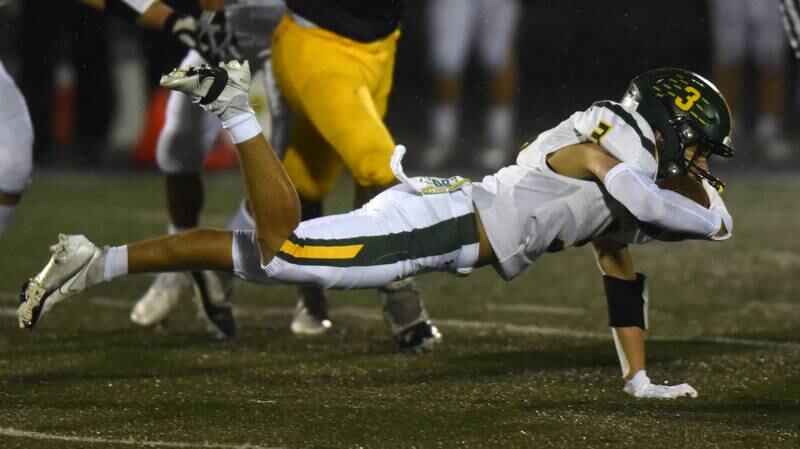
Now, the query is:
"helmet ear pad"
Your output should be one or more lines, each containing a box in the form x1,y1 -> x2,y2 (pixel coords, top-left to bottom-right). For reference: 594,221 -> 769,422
632,89 -> 687,178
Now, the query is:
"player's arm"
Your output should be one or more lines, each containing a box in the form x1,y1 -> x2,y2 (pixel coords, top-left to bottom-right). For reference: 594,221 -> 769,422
591,237 -> 698,399
79,0 -> 166,29
591,239 -> 645,381
551,142 -> 730,239
199,0 -> 225,11
77,0 -> 238,62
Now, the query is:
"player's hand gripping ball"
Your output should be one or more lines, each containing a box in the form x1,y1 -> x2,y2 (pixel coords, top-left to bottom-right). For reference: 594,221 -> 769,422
640,175 -> 710,241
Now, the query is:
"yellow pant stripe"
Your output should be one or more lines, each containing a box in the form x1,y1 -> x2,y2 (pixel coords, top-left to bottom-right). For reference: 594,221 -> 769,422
279,240 -> 364,260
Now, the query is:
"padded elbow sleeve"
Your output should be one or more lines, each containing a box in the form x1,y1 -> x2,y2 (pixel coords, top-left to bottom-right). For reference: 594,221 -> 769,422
604,163 -> 720,237
604,273 -> 648,330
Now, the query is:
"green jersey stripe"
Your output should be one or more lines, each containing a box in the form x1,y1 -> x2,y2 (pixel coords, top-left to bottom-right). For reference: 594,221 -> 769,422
593,101 -> 657,158
278,212 -> 479,267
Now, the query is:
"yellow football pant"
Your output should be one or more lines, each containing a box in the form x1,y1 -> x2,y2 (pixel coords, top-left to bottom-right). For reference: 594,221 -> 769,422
272,14 -> 399,201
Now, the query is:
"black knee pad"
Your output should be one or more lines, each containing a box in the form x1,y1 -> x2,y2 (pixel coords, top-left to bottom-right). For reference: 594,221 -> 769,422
603,273 -> 648,330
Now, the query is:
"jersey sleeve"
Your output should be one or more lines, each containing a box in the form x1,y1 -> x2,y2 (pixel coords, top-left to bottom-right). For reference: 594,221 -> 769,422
573,101 -> 659,178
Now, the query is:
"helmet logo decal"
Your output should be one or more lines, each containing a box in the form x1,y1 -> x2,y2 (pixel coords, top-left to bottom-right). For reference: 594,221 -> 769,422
590,120 -> 612,144
674,86 -> 702,111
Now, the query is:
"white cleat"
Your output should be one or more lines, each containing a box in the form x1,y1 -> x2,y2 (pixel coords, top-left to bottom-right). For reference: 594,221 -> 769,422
130,272 -> 193,327
290,287 -> 332,336
18,234 -> 103,330
159,60 -> 253,121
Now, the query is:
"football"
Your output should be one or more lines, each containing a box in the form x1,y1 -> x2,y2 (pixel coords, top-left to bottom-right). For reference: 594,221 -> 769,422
655,175 -> 710,208
641,175 -> 710,241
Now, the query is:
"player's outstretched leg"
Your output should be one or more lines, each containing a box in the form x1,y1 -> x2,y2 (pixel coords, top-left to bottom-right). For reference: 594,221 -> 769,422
20,62 -> 298,334
18,230 -> 238,336
17,234 -> 105,330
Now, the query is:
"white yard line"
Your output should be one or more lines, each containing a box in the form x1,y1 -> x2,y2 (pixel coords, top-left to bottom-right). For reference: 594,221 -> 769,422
0,427 -> 285,449
486,303 -> 585,315
0,306 -> 16,317
3,296 -> 799,350
438,318 -> 607,339
88,297 -> 134,309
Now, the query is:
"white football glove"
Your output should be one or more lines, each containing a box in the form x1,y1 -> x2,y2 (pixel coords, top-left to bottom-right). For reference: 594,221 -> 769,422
623,370 -> 698,399
160,60 -> 253,122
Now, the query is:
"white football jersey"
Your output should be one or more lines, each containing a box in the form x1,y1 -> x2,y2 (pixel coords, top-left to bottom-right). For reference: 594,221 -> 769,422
469,101 -> 657,280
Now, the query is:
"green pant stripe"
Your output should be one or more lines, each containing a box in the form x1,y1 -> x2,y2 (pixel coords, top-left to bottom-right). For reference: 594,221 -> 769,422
279,213 -> 479,267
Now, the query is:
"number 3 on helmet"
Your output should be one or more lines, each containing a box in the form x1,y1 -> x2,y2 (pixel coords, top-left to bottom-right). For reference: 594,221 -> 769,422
621,68 -> 734,192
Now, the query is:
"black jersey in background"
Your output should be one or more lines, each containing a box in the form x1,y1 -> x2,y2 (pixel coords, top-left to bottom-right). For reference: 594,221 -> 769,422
285,0 -> 405,42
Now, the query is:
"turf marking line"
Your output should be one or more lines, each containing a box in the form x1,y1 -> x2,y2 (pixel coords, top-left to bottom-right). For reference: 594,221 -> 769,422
88,297 -> 134,309
0,427 -> 286,449
486,303 -> 585,315
321,307 -> 800,349
4,295 -> 799,350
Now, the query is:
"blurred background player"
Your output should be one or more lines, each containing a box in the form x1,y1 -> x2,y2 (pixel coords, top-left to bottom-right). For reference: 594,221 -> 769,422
709,0 -> 792,161
0,0 -> 221,240
128,0 -> 290,332
0,58 -> 33,239
422,0 -> 520,171
271,0 -> 441,350
781,0 -> 800,159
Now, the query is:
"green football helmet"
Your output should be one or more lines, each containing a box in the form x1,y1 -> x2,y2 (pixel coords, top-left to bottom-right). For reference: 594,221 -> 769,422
621,68 -> 734,191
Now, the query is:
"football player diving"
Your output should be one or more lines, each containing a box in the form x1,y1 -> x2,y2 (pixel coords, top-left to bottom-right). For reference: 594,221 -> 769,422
18,61 -> 734,399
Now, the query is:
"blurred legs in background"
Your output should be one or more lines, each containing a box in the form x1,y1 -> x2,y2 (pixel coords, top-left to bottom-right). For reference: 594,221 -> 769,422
710,0 -> 791,162
424,0 -> 520,171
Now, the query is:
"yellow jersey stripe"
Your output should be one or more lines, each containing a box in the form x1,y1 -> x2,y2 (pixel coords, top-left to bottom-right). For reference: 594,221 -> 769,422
279,240 -> 364,260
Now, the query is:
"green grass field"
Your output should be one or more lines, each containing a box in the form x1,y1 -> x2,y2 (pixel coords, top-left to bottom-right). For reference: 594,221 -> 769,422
1,170 -> 799,449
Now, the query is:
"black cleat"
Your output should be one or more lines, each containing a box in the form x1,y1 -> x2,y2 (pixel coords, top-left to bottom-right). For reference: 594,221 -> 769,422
190,271 -> 236,338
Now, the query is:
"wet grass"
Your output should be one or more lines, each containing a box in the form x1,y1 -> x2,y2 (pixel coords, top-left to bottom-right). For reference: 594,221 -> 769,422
0,170 -> 798,448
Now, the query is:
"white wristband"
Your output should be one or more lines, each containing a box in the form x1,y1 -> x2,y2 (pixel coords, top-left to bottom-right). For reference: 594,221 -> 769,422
222,113 -> 262,144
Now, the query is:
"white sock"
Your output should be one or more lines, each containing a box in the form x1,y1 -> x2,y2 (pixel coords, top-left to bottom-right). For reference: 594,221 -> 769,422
0,204 -> 15,238
486,105 -> 513,149
226,200 -> 255,230
431,103 -> 458,145
103,245 -> 128,282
